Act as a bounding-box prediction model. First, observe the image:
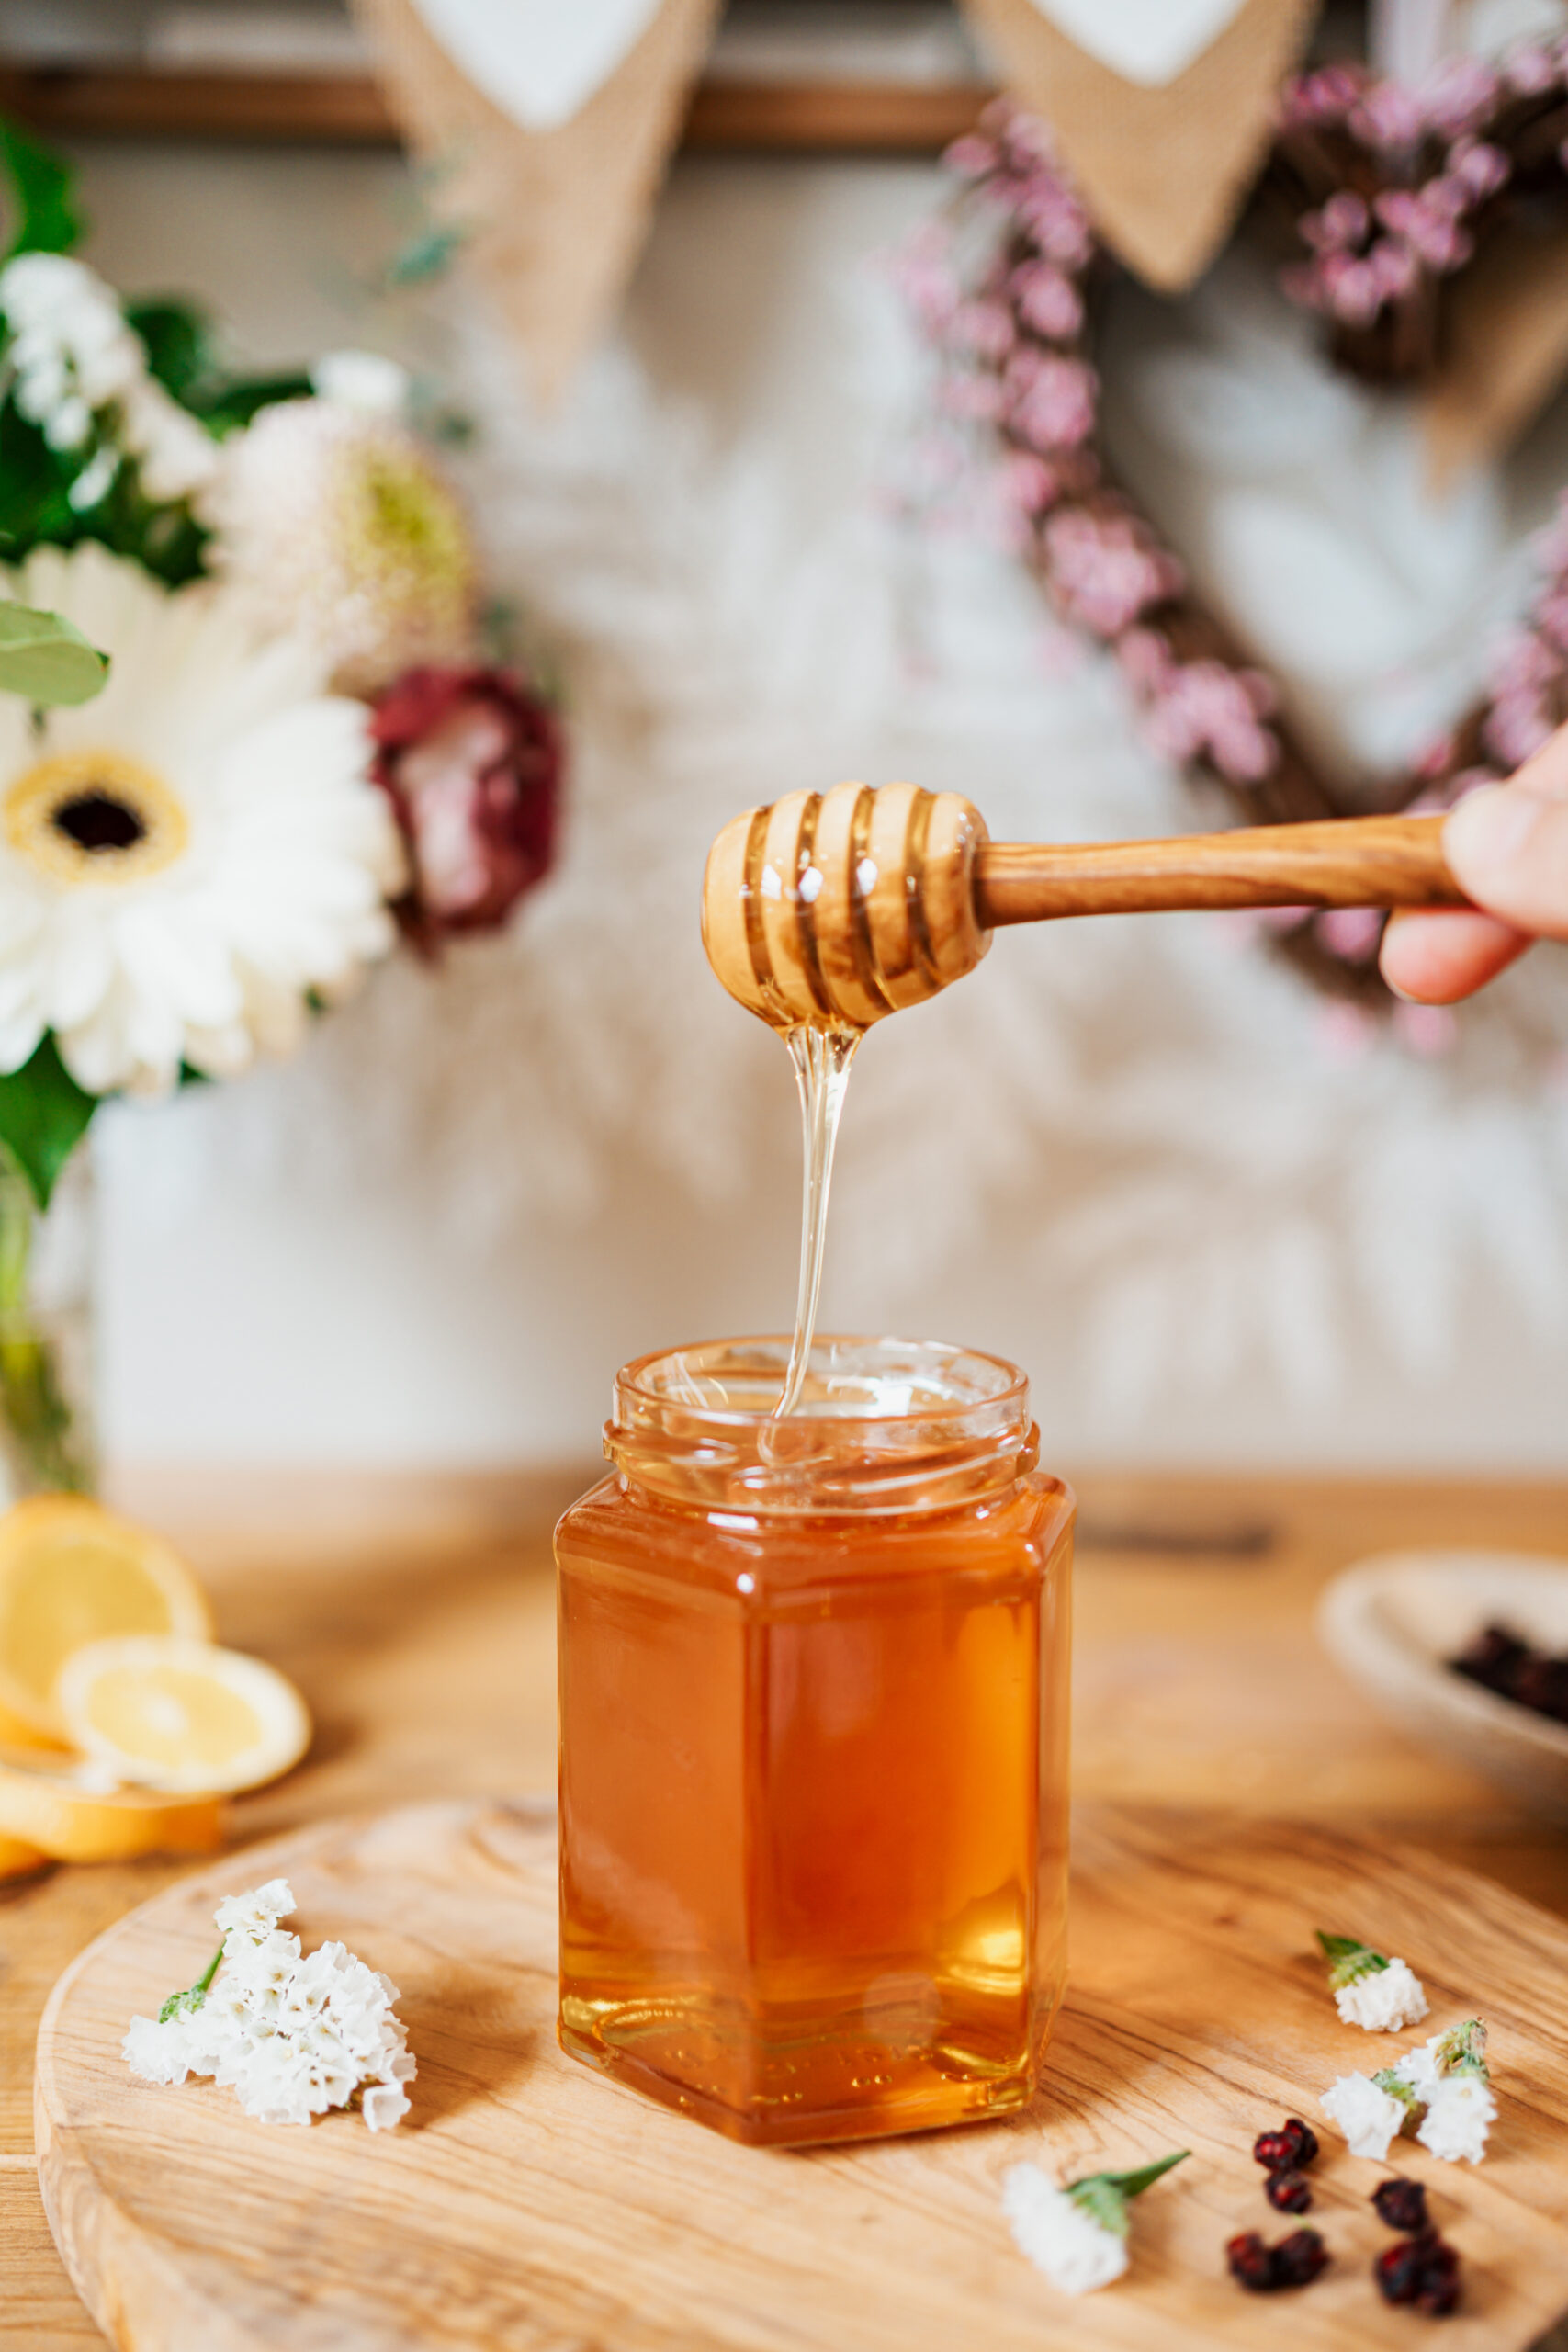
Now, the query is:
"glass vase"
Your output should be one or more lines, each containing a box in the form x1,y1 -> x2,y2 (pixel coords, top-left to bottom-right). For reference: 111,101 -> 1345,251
0,1141 -> 95,1503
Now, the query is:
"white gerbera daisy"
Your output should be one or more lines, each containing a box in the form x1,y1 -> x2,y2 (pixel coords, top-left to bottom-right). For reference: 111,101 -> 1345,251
208,398 -> 478,695
0,543 -> 405,1096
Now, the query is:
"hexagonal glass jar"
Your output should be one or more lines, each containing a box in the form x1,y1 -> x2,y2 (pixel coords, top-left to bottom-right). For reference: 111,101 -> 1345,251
555,1336 -> 1074,2148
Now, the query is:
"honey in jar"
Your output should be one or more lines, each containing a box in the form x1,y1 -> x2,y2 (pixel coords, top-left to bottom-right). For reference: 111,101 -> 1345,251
556,1334 -> 1073,2147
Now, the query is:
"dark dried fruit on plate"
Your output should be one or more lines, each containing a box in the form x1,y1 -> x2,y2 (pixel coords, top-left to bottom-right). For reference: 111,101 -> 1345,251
1226,2227 -> 1329,2291
1252,2118 -> 1317,2169
1274,2228 -> 1330,2288
1372,2177 -> 1429,2233
1375,2229 -> 1461,2314
1226,2232 -> 1279,2292
1450,1621 -> 1568,1725
1265,2167 -> 1312,2213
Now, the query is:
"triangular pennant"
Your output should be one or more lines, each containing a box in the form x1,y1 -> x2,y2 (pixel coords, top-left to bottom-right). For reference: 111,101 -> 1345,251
351,0 -> 720,403
959,0 -> 1322,290
1021,0 -> 1253,88
1421,222 -> 1568,488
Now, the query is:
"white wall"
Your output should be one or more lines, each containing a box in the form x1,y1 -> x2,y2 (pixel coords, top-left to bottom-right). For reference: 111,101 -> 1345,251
67,139 -> 1568,1471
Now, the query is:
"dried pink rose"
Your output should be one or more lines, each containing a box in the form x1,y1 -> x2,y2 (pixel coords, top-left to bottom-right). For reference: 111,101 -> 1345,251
369,665 -> 562,950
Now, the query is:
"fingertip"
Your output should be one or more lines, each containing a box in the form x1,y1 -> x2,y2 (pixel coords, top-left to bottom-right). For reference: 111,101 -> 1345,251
1379,907 -> 1531,1003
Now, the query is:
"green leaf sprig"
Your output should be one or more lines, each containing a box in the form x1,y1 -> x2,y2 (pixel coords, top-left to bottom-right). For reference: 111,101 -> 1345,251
1066,2150 -> 1190,2238
1316,1929 -> 1390,1991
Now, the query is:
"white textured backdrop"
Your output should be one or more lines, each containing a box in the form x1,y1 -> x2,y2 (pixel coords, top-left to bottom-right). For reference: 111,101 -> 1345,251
70,141 -> 1568,1469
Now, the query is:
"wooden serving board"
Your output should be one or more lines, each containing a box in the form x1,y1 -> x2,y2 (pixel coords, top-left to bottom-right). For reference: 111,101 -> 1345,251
34,1798 -> 1568,2352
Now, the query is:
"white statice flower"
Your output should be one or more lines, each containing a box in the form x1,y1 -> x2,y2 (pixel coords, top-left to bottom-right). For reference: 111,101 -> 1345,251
1002,2165 -> 1128,2295
124,1881 -> 415,2131
213,1877 -> 296,1948
1321,2070 -> 1413,2160
1418,2074 -> 1496,2165
121,2010 -> 197,2086
0,253 -> 219,506
1336,1957 -> 1428,2032
311,349 -> 410,417
208,397 -> 478,694
0,542 -> 405,1096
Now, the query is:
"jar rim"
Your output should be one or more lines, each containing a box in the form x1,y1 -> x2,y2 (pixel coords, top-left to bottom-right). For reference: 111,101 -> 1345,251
606,1335 -> 1037,1516
616,1333 -> 1027,1426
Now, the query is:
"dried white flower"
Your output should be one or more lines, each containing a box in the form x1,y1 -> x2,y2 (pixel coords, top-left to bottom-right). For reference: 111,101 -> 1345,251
1317,1931 -> 1428,2030
123,1881 -> 414,2131
1417,2074 -> 1496,2165
1321,2070 -> 1414,2160
1336,1956 -> 1428,2031
121,2011 -> 197,2086
1002,2151 -> 1187,2296
1004,2169 -> 1126,2294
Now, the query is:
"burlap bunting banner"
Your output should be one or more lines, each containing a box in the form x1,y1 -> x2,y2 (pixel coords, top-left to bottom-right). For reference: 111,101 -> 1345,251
958,0 -> 1321,289
350,0 -> 720,403
351,0 -> 1322,393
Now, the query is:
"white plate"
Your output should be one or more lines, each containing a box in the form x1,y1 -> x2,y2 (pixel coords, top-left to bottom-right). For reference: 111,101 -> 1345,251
1318,1550 -> 1568,1823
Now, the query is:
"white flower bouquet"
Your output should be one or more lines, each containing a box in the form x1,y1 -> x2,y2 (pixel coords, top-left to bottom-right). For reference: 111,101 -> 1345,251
0,123 -> 565,1492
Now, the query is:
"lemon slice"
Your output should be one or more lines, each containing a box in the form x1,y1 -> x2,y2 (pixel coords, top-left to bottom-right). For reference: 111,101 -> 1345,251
0,1745 -> 224,1861
0,1497 -> 213,1743
55,1636 -> 311,1795
0,1828 -> 49,1880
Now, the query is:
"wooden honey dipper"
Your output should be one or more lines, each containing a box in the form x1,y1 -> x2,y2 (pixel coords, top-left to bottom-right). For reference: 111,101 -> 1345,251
702,780 -> 1471,1029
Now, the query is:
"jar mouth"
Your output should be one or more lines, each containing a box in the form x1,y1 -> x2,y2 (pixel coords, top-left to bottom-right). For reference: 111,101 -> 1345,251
607,1336 -> 1037,1516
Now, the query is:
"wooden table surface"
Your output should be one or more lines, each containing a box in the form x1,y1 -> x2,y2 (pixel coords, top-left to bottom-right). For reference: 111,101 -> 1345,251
4,1464 -> 1567,2349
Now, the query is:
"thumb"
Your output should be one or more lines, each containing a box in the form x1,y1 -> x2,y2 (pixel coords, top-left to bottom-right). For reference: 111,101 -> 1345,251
1443,783 -> 1568,942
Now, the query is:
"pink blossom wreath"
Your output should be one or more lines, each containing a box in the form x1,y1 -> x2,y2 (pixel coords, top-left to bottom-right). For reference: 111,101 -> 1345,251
904,54 -> 1568,1011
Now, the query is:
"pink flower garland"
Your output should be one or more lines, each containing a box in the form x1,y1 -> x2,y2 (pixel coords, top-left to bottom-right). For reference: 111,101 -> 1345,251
903,86 -> 1568,1010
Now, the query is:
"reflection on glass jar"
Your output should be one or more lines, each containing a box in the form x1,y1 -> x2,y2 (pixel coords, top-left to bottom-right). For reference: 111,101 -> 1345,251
556,1336 -> 1073,2148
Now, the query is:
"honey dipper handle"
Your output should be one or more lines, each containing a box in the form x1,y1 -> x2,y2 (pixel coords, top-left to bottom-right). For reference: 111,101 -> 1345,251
971,813 -> 1468,928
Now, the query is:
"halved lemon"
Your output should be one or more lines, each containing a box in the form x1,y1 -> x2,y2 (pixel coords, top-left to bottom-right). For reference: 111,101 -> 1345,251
0,1828 -> 50,1880
55,1636 -> 311,1795
0,1745 -> 224,1860
0,1497 -> 212,1743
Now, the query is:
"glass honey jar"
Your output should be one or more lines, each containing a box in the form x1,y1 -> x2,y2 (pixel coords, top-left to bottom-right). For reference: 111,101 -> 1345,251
555,1335 -> 1074,2148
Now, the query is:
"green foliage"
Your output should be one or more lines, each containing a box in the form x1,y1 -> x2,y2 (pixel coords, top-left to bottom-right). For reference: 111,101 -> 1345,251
0,1035 -> 97,1211
0,603 -> 108,705
0,119 -> 82,259
124,298 -> 311,436
1316,1929 -> 1387,1988
1068,2151 -> 1189,2236
0,394 -> 211,584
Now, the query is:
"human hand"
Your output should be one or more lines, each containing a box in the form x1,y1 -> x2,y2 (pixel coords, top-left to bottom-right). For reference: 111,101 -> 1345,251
1380,725 -> 1568,1002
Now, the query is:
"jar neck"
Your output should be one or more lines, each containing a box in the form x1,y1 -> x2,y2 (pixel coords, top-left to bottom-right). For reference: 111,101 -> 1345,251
604,1337 -> 1038,1519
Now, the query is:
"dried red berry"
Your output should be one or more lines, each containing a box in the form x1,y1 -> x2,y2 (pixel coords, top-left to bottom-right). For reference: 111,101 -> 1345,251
1376,2239 -> 1426,2305
1265,2167 -> 1312,2214
1274,2228 -> 1329,2288
1226,2232 -> 1279,2292
1372,2177 -> 1429,2234
1375,2231 -> 1461,2314
1415,2234 -> 1461,2317
1253,2119 -> 1317,2169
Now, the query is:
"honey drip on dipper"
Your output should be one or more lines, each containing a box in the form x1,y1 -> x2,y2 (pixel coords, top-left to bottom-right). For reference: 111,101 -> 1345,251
703,783 -> 1468,1411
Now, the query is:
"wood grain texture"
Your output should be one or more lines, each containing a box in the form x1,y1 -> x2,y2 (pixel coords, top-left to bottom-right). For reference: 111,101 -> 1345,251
972,815 -> 1465,925
6,1467 -> 1568,2348
35,1794 -> 1568,2352
0,68 -> 989,152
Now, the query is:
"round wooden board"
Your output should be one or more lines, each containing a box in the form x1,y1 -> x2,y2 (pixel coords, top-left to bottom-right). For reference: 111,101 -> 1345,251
35,1798 -> 1568,2351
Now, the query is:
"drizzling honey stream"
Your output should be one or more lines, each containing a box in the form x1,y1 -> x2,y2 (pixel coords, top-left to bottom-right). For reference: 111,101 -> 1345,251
701,779 -> 992,1417
702,781 -> 1470,1415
